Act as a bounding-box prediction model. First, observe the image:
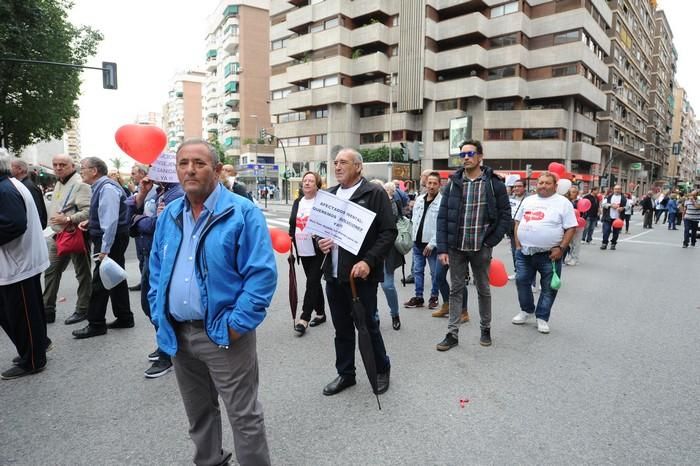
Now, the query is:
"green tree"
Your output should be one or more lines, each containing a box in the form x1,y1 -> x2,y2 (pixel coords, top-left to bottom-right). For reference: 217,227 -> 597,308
109,156 -> 125,172
0,0 -> 102,152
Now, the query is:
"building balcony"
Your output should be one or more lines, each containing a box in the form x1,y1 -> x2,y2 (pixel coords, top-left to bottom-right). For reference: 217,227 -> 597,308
349,0 -> 396,18
223,34 -> 239,55
286,85 -> 351,111
427,11 -> 489,42
285,0 -> 341,33
484,140 -> 567,160
428,76 -> 486,101
274,119 -> 328,139
484,109 -> 569,130
525,75 -> 607,111
428,45 -> 488,72
570,142 -> 602,164
287,56 -> 346,84
351,82 -> 390,105
206,57 -> 217,72
358,112 -> 422,133
351,22 -> 394,48
351,52 -> 391,77
286,27 -> 350,59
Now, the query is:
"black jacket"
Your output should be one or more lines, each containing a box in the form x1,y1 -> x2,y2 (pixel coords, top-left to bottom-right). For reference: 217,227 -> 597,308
601,193 -> 627,222
322,178 -> 397,283
21,177 -> 47,229
582,193 -> 600,220
436,165 -> 511,253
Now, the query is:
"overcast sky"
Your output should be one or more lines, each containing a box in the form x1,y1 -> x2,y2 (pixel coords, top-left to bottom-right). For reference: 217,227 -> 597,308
69,0 -> 699,168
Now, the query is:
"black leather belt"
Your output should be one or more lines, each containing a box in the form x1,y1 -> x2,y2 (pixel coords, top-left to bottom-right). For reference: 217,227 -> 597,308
173,319 -> 204,328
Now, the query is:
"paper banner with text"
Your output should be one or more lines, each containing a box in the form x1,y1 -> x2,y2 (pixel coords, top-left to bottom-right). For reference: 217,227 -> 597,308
305,190 -> 377,256
147,152 -> 178,183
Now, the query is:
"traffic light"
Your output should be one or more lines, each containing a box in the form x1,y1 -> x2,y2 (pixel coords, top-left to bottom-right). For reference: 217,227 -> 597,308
400,142 -> 409,162
412,141 -> 424,161
260,128 -> 267,141
102,62 -> 118,90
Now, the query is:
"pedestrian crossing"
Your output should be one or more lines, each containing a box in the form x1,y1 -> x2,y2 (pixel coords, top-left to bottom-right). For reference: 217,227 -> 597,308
262,210 -> 290,230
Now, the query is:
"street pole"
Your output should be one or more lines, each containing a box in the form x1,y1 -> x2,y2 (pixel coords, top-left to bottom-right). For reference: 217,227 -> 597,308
277,137 -> 289,204
387,74 -> 394,182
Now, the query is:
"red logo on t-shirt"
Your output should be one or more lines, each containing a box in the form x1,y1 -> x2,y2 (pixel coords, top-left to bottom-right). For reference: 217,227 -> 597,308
523,210 -> 545,221
296,216 -> 308,231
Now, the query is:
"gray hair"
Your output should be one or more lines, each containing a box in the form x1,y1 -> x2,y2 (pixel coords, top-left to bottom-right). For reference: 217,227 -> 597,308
383,181 -> 396,196
0,155 -> 11,176
82,157 -> 108,176
133,164 -> 149,175
176,138 -> 220,165
337,147 -> 363,164
11,158 -> 29,174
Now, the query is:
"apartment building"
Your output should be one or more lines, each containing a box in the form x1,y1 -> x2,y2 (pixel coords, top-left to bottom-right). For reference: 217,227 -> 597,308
670,86 -> 698,187
203,0 -> 273,168
63,118 -> 81,160
596,0 -> 654,193
645,9 -> 676,186
162,70 -> 207,150
270,0 -> 612,188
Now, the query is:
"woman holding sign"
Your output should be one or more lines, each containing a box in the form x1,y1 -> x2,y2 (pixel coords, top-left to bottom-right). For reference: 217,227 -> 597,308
288,171 -> 326,335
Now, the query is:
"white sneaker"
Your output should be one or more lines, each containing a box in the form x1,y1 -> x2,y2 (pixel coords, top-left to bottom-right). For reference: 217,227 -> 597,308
537,318 -> 550,334
512,311 -> 533,325
508,274 -> 516,280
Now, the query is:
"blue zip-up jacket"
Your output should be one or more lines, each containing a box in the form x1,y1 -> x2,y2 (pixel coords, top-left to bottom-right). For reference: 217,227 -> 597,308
147,187 -> 277,355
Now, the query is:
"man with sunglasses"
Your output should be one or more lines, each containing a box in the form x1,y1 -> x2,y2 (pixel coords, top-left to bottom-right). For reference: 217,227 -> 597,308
435,140 -> 511,351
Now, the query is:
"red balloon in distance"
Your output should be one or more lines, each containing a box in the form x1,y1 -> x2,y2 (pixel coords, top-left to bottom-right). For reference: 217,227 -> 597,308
577,216 -> 586,228
488,258 -> 508,287
597,194 -> 603,201
547,162 -> 566,176
612,218 -> 624,229
114,124 -> 167,164
577,198 -> 592,213
269,228 -> 291,254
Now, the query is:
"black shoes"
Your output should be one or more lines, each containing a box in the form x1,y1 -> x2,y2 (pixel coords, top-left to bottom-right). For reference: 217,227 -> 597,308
45,312 -> 56,324
294,322 -> 307,336
610,244 -> 616,250
436,333 -> 458,351
72,324 -> 107,339
323,375 -> 356,396
147,349 -> 160,362
375,367 -> 390,395
128,284 -> 141,292
600,244 -> 607,250
144,357 -> 172,379
480,328 -> 492,347
64,312 -> 87,325
1,365 -> 45,380
106,318 -> 135,329
392,316 -> 401,330
309,315 -> 326,327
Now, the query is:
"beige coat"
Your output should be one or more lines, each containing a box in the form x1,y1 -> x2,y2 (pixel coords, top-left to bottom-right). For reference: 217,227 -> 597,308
48,171 -> 91,233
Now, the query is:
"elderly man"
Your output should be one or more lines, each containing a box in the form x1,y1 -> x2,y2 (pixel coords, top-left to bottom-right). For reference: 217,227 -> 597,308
148,139 -> 276,465
512,172 -> 578,334
600,184 -> 627,250
435,140 -> 511,351
317,148 -> 396,397
10,159 -> 47,229
72,157 -> 133,339
126,164 -> 156,292
43,154 -> 92,325
0,155 -> 50,380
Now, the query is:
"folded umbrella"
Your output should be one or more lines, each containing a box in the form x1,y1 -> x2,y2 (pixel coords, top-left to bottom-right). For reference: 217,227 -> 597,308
349,274 -> 381,410
288,252 -> 298,326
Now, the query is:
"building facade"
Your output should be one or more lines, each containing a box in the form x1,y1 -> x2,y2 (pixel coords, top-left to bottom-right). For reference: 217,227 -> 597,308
670,86 -> 699,188
270,0 -> 612,189
162,70 -> 207,150
204,0 -> 273,168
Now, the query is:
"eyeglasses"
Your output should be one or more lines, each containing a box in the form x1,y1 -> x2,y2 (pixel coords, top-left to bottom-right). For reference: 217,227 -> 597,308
459,150 -> 478,158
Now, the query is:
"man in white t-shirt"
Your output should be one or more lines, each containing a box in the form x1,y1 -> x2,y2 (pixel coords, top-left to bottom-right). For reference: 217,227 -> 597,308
512,172 -> 577,334
600,184 -> 627,250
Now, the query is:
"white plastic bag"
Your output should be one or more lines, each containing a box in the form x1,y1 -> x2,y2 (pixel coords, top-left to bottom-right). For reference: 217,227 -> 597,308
96,255 -> 128,290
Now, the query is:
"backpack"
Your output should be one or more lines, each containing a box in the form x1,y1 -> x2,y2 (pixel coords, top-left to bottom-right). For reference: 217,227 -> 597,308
394,216 -> 413,255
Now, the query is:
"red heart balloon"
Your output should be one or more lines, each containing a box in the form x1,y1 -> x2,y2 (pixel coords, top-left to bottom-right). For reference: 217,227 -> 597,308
114,124 -> 167,164
488,258 -> 508,287
547,162 -> 566,176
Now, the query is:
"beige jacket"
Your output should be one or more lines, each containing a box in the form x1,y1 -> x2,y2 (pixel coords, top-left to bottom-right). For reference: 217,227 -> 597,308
48,171 -> 91,233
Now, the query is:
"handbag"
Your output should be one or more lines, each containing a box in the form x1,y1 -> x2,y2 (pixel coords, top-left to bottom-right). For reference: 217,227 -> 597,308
54,184 -> 86,256
55,226 -> 86,256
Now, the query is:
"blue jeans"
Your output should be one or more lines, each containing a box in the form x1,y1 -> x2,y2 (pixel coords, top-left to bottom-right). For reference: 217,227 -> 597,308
582,217 -> 597,242
515,251 -> 561,322
411,243 -> 444,299
378,263 -> 399,318
667,213 -> 677,229
601,220 -> 621,245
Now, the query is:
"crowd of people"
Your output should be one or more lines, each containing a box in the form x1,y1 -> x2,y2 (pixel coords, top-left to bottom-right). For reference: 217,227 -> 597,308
1,139 -> 698,465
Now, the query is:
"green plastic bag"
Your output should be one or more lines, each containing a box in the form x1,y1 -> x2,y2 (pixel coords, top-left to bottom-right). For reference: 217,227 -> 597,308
550,261 -> 561,290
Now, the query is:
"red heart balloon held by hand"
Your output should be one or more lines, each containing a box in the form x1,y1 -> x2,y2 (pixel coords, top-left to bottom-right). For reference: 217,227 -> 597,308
114,124 -> 167,164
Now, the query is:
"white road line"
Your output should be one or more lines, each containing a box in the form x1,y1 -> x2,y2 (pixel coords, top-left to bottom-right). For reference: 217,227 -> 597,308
623,239 -> 688,247
266,218 -> 288,227
620,230 -> 653,242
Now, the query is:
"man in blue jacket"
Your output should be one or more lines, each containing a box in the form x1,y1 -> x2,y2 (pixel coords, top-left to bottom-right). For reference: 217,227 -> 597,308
436,140 -> 511,350
148,139 -> 276,466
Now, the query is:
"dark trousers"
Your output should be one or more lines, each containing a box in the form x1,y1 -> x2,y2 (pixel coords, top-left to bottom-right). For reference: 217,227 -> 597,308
643,210 -> 654,228
326,279 -> 390,378
0,274 -> 47,371
683,219 -> 698,246
625,214 -> 632,232
667,213 -> 677,229
87,232 -> 133,326
601,220 -> 621,245
299,254 -> 325,322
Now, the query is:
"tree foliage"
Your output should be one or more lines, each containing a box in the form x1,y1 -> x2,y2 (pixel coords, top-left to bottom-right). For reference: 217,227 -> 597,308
0,0 -> 103,153
358,145 -> 403,163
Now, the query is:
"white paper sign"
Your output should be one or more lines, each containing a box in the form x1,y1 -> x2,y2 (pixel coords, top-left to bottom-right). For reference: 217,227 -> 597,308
148,152 -> 178,183
305,190 -> 377,256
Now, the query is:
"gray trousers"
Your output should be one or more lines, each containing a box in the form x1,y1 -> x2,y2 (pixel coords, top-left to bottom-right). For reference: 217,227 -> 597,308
173,323 -> 270,466
447,247 -> 492,335
42,237 -> 92,314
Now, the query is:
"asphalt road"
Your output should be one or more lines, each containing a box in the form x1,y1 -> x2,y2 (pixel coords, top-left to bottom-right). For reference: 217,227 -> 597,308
1,210 -> 698,465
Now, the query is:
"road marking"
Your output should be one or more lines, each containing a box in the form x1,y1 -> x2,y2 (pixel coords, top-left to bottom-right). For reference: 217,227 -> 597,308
623,239 -> 687,247
620,230 -> 653,242
266,218 -> 288,227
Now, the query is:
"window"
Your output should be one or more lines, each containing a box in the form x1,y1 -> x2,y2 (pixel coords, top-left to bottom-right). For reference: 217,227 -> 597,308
488,65 -> 516,80
360,104 -> 385,117
310,75 -> 338,89
553,30 -> 579,45
316,134 -> 328,145
271,38 -> 288,50
488,99 -> 516,111
271,88 -> 291,100
433,129 -> 449,141
491,1 -> 518,18
313,107 -> 329,118
436,99 -> 459,112
484,129 -> 514,140
552,64 -> 577,77
523,129 -> 562,140
491,33 -> 518,49
360,132 -> 388,144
